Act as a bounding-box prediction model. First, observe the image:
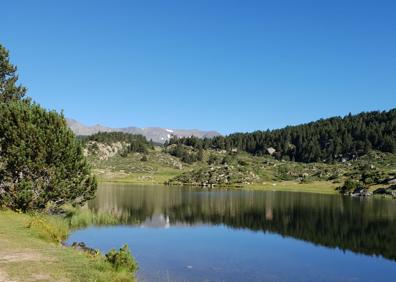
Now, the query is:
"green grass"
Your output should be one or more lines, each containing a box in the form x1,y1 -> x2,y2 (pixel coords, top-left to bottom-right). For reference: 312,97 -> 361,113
63,205 -> 126,229
91,148 -> 198,184
97,168 -> 183,184
246,180 -> 339,194
0,210 -> 136,281
88,145 -> 395,196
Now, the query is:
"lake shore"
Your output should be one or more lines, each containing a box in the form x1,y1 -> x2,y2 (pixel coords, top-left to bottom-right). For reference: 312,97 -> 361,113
0,210 -> 136,282
98,177 -> 340,195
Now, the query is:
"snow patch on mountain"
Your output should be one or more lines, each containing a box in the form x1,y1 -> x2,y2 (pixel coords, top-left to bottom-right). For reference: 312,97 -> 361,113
66,118 -> 221,144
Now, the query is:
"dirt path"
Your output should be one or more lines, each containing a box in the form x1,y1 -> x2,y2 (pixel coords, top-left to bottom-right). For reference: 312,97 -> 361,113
0,218 -> 62,282
0,210 -> 135,282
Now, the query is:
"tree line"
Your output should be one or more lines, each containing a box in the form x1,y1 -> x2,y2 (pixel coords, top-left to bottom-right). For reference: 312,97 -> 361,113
166,109 -> 396,163
80,131 -> 153,154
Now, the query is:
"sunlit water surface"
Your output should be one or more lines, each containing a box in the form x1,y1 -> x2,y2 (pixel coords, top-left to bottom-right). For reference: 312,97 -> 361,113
67,184 -> 396,282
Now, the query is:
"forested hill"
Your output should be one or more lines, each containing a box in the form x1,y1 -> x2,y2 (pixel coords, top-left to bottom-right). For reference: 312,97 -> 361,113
167,109 -> 396,163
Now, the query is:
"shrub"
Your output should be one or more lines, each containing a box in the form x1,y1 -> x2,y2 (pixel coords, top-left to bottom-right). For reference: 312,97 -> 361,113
222,155 -> 233,165
339,178 -> 364,194
238,159 -> 249,166
168,144 -> 198,164
361,169 -> 381,185
119,149 -> 129,158
207,154 -> 219,165
300,176 -> 313,183
105,244 -> 138,273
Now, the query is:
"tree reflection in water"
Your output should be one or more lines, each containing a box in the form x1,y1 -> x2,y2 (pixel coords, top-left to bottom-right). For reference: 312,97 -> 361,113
88,184 -> 396,261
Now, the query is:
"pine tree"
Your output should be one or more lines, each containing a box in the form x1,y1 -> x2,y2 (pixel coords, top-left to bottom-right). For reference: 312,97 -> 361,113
0,44 -> 27,102
0,44 -> 96,211
0,100 -> 97,211
172,109 -> 396,163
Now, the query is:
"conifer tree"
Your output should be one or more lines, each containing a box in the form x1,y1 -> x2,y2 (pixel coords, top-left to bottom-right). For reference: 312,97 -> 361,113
0,100 -> 97,211
0,44 -> 97,211
0,44 -> 27,102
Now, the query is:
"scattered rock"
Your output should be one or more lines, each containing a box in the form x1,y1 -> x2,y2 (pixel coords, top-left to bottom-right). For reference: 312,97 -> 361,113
86,141 -> 127,160
388,178 -> 396,185
167,165 -> 260,186
71,242 -> 99,256
351,189 -> 373,197
374,185 -> 396,198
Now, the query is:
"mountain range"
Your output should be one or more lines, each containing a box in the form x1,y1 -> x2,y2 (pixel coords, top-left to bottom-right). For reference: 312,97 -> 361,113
66,118 -> 221,144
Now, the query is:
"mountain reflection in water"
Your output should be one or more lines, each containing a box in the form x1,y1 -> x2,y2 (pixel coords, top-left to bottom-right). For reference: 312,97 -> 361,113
87,184 -> 396,261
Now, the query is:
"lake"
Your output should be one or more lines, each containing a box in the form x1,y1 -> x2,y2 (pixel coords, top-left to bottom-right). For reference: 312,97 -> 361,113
67,184 -> 396,282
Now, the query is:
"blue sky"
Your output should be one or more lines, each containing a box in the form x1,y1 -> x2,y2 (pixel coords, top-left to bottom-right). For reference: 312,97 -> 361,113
1,0 -> 395,134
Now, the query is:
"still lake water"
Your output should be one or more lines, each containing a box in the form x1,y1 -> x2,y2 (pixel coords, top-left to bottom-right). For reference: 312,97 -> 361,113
67,184 -> 396,282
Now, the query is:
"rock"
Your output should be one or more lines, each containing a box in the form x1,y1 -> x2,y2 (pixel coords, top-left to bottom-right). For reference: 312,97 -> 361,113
388,178 -> 396,185
86,141 -> 127,160
374,185 -> 396,197
266,147 -> 276,156
374,188 -> 388,195
71,242 -> 99,256
351,188 -> 372,197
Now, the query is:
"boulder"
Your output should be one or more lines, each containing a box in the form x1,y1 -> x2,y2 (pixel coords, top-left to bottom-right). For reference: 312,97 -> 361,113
266,147 -> 276,156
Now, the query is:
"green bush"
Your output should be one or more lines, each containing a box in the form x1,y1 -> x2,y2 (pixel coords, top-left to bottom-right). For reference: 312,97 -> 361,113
208,154 -> 219,165
238,159 -> 249,166
119,149 -> 129,158
222,154 -> 233,165
339,178 -> 364,194
167,144 -> 198,164
361,169 -> 381,185
300,176 -> 313,183
105,244 -> 138,273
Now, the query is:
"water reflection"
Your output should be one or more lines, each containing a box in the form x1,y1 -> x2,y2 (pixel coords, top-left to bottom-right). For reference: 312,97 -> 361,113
88,184 -> 396,261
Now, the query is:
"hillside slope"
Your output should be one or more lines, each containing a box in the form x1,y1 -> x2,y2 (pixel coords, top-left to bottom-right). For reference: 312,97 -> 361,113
84,138 -> 396,195
169,109 -> 396,163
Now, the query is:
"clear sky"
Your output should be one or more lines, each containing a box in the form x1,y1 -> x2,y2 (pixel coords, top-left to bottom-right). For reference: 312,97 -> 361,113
1,0 -> 395,134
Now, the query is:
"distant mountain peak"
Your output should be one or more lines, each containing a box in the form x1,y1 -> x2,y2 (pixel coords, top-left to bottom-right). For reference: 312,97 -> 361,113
66,118 -> 221,144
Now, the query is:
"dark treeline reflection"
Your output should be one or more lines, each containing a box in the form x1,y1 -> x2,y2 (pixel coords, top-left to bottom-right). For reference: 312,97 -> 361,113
89,184 -> 396,261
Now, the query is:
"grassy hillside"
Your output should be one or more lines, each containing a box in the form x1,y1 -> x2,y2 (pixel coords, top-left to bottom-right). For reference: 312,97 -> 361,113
85,139 -> 396,195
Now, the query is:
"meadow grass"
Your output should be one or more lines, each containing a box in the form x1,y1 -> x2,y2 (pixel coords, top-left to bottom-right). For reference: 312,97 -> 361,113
63,205 -> 123,229
246,181 -> 339,194
0,209 -> 136,282
24,205 -> 126,244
